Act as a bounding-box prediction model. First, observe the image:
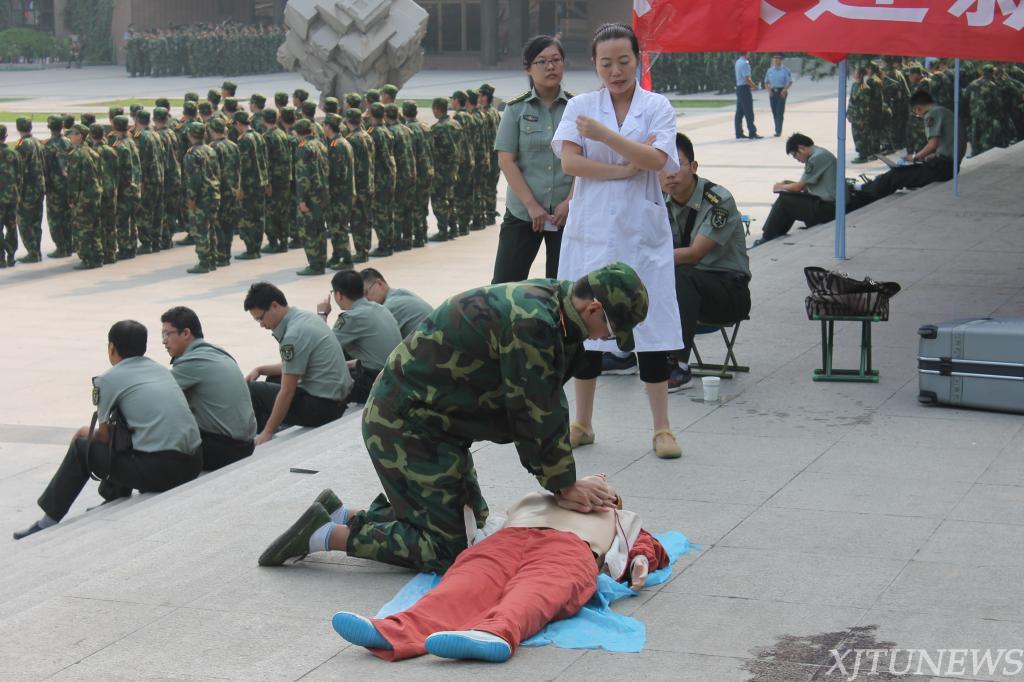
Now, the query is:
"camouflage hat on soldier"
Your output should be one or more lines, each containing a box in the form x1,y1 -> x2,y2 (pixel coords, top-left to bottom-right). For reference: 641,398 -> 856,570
250,93 -> 267,107
223,97 -> 239,113
184,91 -> 200,102
207,89 -> 221,105
300,100 -> 317,118
431,96 -> 449,111
233,111 -> 251,125
129,103 -> 143,115
262,109 -> 278,124
585,261 -> 649,352
343,108 -> 363,124
63,114 -> 75,130
136,109 -> 151,124
401,100 -> 418,117
81,112 -> 96,126
322,96 -> 340,113
280,107 -> 297,124
323,113 -> 343,131
153,107 -> 169,121
70,123 -> 89,138
368,102 -> 385,119
344,92 -> 362,108
197,101 -> 213,115
186,121 -> 206,138
451,90 -> 467,104
155,97 -> 171,109
383,103 -> 399,119
15,117 -> 32,133
365,89 -> 381,103
222,80 -> 237,95
182,101 -> 198,116
381,84 -> 398,98
293,119 -> 313,135
466,88 -> 479,105
108,106 -> 124,118
89,123 -> 105,139
112,115 -> 130,132
207,117 -> 226,134
0,124 -> 6,140
274,91 -> 289,107
293,88 -> 309,102
478,83 -> 495,96
47,115 -> 63,131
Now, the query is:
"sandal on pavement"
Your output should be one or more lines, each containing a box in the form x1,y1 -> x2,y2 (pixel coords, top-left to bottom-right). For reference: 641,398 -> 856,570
653,429 -> 682,459
569,421 -> 595,449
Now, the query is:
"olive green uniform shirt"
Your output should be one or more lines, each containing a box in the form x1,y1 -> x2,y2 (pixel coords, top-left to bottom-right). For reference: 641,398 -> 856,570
332,298 -> 404,372
273,307 -> 352,401
170,340 -> 258,442
383,287 -> 433,338
494,87 -> 573,221
800,146 -> 837,202
93,356 -> 201,454
924,105 -> 955,159
666,177 -> 751,278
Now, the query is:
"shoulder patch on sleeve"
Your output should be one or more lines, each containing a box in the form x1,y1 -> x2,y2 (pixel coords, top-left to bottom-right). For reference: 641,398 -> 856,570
505,91 -> 531,105
710,207 -> 729,230
280,344 -> 295,362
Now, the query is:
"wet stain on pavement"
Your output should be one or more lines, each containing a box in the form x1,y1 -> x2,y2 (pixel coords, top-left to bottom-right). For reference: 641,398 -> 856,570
744,625 -> 910,681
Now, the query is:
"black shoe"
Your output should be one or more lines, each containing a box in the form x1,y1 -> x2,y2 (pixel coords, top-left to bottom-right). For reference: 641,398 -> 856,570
13,520 -> 50,540
774,132 -> 782,137
235,251 -> 261,260
428,233 -> 448,242
137,245 -> 153,255
260,243 -> 278,254
352,252 -> 369,263
73,261 -> 102,270
736,134 -> 748,139
216,257 -> 231,267
296,266 -> 325,276
369,247 -> 392,258
749,134 -> 763,139
175,235 -> 196,246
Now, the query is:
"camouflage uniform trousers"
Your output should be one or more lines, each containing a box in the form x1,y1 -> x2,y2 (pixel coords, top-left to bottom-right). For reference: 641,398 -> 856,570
349,193 -> 372,259
372,184 -> 396,251
17,194 -> 44,257
430,174 -> 456,239
72,205 -> 102,267
298,199 -> 327,269
45,194 -> 72,253
414,177 -> 431,244
0,200 -> 17,263
238,192 -> 267,253
453,178 -> 475,236
135,182 -> 165,251
98,195 -> 117,263
266,184 -> 292,248
189,200 -> 219,267
345,394 -> 489,573
217,196 -> 238,261
487,149 -> 500,223
471,157 -> 489,229
327,201 -> 352,263
394,188 -> 417,250
115,195 -> 138,257
163,178 -> 183,239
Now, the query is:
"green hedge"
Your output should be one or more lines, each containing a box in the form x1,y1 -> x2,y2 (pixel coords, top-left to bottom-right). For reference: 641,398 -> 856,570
64,0 -> 114,64
0,28 -> 68,62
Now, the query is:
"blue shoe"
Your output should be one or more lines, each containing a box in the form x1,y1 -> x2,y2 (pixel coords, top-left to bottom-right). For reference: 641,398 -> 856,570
667,366 -> 694,393
331,611 -> 392,650
425,630 -> 512,662
601,352 -> 638,375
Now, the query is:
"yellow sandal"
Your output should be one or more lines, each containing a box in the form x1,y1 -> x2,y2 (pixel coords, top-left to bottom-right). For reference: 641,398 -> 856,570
569,421 -> 595,449
653,429 -> 682,459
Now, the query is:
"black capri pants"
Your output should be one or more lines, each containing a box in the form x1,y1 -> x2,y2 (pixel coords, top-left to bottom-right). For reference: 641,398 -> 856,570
573,350 -> 670,384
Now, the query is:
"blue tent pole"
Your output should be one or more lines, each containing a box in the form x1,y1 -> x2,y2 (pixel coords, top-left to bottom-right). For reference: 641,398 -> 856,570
835,59 -> 848,260
953,57 -> 961,197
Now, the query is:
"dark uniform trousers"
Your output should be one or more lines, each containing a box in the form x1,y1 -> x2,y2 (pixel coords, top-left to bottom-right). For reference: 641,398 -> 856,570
851,156 -> 954,210
675,267 -> 751,364
200,431 -> 255,471
491,210 -> 563,284
769,88 -> 787,136
735,85 -> 757,137
38,438 -> 202,521
762,193 -> 836,242
348,362 -> 381,405
248,381 -> 347,432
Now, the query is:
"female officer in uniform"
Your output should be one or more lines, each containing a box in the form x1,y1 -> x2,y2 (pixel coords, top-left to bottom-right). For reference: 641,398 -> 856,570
490,35 -> 573,284
553,23 -> 683,459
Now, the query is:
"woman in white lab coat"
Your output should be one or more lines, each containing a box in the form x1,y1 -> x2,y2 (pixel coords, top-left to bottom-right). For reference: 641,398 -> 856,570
552,23 -> 683,459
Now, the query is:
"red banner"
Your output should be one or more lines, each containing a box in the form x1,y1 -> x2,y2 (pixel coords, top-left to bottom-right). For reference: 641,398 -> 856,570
634,0 -> 1024,63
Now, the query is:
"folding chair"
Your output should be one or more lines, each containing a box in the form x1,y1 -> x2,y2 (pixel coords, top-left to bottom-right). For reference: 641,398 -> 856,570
690,317 -> 750,379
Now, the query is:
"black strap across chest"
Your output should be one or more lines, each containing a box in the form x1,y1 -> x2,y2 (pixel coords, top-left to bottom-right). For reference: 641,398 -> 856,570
681,181 -> 716,247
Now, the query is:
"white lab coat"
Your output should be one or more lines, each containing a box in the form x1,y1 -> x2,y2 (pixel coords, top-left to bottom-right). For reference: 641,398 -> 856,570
552,83 -> 683,353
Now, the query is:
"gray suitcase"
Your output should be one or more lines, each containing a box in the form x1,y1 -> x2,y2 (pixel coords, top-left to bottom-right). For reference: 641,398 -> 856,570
918,317 -> 1024,414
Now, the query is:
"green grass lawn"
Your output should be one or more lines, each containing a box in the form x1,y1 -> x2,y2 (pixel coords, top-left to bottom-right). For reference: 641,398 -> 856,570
669,99 -> 730,108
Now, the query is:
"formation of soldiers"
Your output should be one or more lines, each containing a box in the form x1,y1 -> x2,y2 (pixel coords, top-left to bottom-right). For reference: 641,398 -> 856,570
847,56 -> 1024,163
124,23 -> 285,78
0,81 -> 503,275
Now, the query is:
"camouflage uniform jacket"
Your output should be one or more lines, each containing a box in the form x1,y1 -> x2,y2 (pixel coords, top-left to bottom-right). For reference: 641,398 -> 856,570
451,109 -> 476,172
135,128 -> 166,186
385,121 -> 417,185
15,136 -> 45,201
0,143 -> 20,206
210,138 -> 241,200
343,128 -> 375,196
183,142 -> 221,206
430,116 -> 462,181
263,126 -> 293,191
43,134 -> 71,197
469,109 -> 490,168
155,127 -> 181,187
88,139 -> 118,202
295,137 -> 329,207
367,125 -> 397,188
405,119 -> 434,186
238,130 -> 269,195
111,136 -> 141,200
65,144 -> 102,213
376,279 -> 588,492
327,135 -> 356,205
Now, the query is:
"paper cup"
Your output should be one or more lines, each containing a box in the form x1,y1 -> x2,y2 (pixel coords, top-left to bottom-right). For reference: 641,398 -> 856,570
702,376 -> 721,402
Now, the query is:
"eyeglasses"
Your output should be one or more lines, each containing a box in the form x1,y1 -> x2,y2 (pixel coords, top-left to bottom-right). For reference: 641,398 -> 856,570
531,57 -> 564,69
601,308 -> 616,341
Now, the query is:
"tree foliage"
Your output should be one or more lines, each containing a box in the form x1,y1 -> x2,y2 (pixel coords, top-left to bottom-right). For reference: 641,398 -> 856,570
63,0 -> 114,64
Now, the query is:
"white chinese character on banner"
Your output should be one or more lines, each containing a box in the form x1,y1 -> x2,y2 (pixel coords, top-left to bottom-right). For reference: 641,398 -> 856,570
948,0 -> 1020,26
806,0 -> 930,23
761,1 -> 786,24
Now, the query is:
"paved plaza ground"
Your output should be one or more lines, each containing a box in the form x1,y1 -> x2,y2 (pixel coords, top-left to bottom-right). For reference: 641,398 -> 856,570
1,66 -> 1022,680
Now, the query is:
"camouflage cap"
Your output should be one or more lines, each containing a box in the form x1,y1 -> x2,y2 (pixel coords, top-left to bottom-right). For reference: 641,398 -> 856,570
293,88 -> 309,101
280,107 -> 297,124
108,105 -> 124,118
587,261 -> 649,352
223,97 -> 239,112
129,103 -> 143,115
983,63 -> 995,73
233,111 -> 250,125
112,115 -> 130,132
300,100 -> 317,117
182,101 -> 198,116
0,124 -> 6,140
47,115 -> 63,130
262,108 -> 278,124
322,96 -> 340,113
323,113 -> 343,131
184,91 -> 200,102
907,65 -> 924,75
154,97 -> 171,109
250,93 -> 267,107
89,123 -> 105,139
293,118 -> 313,135
451,89 -> 467,104
136,109 -> 151,124
207,89 -> 221,103
343,107 -> 363,124
381,83 -> 398,97
15,117 -> 32,132
153,106 -> 169,121
344,92 -> 362,107
81,112 -> 97,125
432,96 -> 449,110
63,114 -> 75,129
207,117 -> 226,134
222,80 -> 237,95
186,121 -> 206,138
365,89 -> 381,103
466,88 -> 479,104
478,82 -> 495,95
70,123 -> 90,137
368,102 -> 385,119
383,102 -> 399,119
401,99 -> 417,117
274,91 -> 289,106
197,101 -> 213,115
